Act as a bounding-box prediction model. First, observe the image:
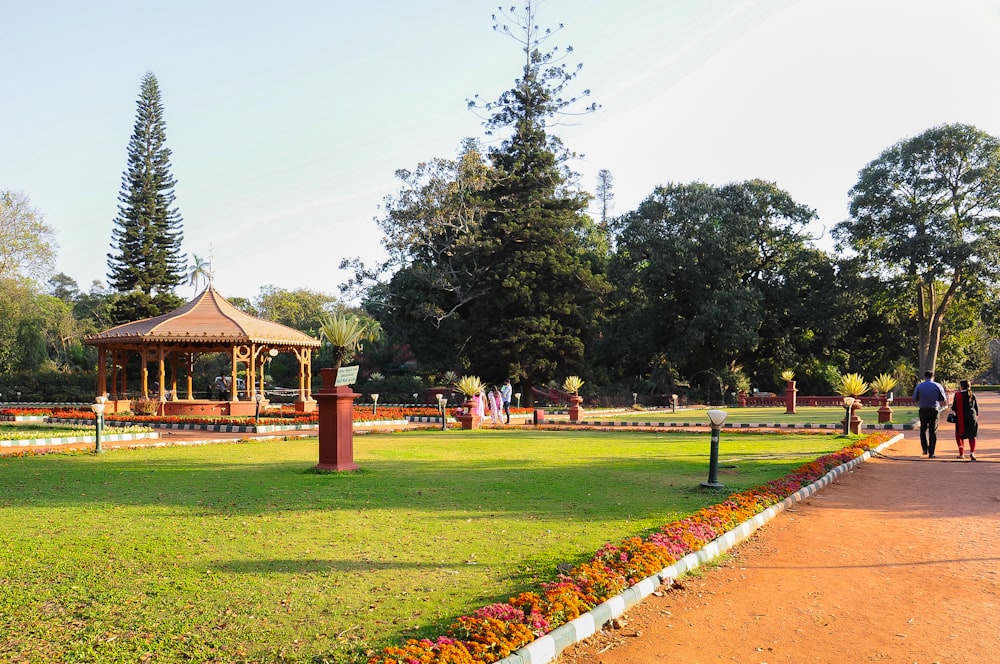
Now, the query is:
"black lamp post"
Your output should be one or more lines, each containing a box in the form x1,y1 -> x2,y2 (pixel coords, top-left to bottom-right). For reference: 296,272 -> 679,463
437,394 -> 448,430
842,396 -> 855,435
370,393 -> 379,416
701,409 -> 728,489
90,396 -> 107,454
254,392 -> 264,424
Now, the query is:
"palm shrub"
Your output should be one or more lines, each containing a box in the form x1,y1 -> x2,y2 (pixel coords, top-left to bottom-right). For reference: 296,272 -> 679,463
318,313 -> 381,370
870,373 -> 897,396
834,372 -> 869,398
454,375 -> 485,399
562,375 -> 584,395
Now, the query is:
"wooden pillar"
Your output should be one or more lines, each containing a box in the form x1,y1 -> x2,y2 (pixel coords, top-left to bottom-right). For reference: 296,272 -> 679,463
230,348 -> 239,401
141,349 -> 150,399
186,353 -> 194,400
96,346 -> 107,397
158,346 -> 167,402
110,350 -> 119,402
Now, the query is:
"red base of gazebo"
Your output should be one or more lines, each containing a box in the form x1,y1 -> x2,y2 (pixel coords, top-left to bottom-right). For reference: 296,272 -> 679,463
107,399 -> 265,417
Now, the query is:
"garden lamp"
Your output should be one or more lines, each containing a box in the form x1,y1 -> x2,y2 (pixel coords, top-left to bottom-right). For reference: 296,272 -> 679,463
633,392 -> 638,406
701,409 -> 728,489
842,396 -> 855,435
515,392 -> 521,408
413,392 -> 419,404
370,393 -> 379,416
672,394 -> 678,413
90,396 -> 107,454
437,394 -> 448,431
254,392 -> 264,423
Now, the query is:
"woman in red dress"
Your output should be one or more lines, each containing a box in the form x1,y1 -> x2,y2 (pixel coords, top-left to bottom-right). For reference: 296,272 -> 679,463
950,379 -> 980,460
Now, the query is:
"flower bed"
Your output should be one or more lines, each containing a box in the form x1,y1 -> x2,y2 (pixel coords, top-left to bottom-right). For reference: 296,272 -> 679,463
368,432 -> 894,664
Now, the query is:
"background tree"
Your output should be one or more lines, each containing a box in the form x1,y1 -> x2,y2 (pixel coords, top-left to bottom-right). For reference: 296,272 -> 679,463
252,285 -> 341,338
107,71 -> 185,318
188,254 -> 212,293
603,180 -> 822,394
595,168 -> 614,228
353,3 -> 609,401
359,141 -> 493,369
462,2 -> 609,400
836,123 -> 1000,373
0,190 -> 56,282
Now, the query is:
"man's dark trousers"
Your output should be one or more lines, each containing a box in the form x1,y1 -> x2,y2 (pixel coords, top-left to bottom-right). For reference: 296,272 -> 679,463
918,407 -> 940,456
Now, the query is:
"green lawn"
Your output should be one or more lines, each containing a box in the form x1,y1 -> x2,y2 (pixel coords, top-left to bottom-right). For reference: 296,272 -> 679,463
601,405 -> 919,426
0,428 -> 851,663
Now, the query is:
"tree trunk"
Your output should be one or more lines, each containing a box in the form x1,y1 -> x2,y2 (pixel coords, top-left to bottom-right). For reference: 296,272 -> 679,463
916,269 -> 961,373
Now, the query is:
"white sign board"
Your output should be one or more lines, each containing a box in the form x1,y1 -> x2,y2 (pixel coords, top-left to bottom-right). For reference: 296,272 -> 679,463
335,365 -> 359,387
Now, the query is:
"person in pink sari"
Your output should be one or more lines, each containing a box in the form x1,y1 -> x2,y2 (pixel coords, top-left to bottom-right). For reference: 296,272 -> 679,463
475,390 -> 486,420
489,387 -> 503,424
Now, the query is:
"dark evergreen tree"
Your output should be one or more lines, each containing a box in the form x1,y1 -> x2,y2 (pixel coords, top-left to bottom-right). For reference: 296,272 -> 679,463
107,71 -> 185,312
466,2 -> 610,401
355,4 -> 608,400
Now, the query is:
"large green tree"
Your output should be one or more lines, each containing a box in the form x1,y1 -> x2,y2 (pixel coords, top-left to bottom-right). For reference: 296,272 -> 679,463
107,71 -> 185,309
604,180 -> 824,393
836,123 -> 1000,373
0,190 -> 56,282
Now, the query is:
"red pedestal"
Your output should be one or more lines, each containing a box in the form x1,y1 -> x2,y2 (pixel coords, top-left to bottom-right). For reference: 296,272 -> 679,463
784,380 -> 797,414
568,396 -> 584,422
848,403 -> 863,434
458,397 -> 480,430
877,396 -> 893,423
738,391 -> 748,408
315,369 -> 359,471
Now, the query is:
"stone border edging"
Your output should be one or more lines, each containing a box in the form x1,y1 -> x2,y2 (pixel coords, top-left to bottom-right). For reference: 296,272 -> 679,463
573,419 -> 915,430
0,431 -> 160,448
495,433 -> 903,664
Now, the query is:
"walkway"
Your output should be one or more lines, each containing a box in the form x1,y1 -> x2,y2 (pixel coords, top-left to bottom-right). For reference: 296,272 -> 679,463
558,393 -> 1000,663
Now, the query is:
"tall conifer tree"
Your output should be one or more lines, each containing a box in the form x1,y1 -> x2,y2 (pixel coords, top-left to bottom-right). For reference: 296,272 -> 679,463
108,71 -> 185,300
468,2 -> 609,401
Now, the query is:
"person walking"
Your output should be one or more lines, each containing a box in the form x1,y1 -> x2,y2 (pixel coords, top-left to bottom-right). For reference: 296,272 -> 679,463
950,379 -> 980,460
500,379 -> 513,424
913,370 -> 947,458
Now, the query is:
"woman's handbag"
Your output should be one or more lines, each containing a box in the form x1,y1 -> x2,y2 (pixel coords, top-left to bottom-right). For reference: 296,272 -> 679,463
946,412 -> 957,423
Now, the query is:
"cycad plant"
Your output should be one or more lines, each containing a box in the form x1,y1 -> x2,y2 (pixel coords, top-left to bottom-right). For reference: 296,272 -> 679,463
454,375 -> 485,399
563,375 -> 585,396
870,373 -> 897,396
834,373 -> 869,399
319,313 -> 382,371
780,369 -> 795,382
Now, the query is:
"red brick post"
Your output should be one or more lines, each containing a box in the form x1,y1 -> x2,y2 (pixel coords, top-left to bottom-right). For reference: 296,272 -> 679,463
315,368 -> 359,471
784,380 -> 797,414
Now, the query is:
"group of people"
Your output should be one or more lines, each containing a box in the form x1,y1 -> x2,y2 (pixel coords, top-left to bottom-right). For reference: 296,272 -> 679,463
912,370 -> 980,460
466,379 -> 513,425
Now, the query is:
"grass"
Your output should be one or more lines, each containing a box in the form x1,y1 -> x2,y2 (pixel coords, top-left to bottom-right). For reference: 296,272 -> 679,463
606,405 -> 919,425
0,428 -> 851,663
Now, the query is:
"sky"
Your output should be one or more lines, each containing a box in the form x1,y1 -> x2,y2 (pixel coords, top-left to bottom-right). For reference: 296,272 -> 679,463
4,0 -> 1000,303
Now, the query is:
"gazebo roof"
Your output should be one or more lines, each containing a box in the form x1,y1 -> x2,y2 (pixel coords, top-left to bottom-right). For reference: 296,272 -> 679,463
84,286 -> 321,347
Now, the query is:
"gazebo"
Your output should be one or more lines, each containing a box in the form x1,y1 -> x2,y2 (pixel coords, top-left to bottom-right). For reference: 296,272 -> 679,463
84,286 -> 321,416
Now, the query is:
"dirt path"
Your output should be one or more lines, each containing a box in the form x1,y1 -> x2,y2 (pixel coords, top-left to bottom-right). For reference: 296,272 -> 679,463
558,394 -> 1000,664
